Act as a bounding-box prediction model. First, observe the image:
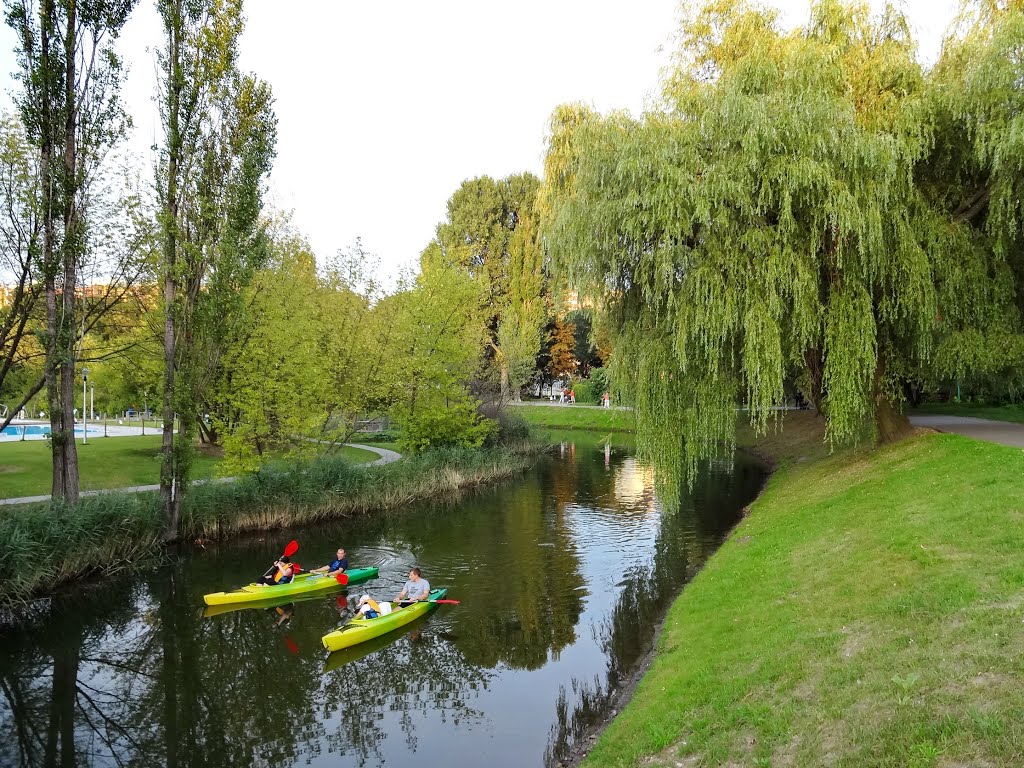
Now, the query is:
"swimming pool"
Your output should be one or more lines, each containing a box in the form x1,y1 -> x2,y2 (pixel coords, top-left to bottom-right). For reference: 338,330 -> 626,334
1,424 -> 102,437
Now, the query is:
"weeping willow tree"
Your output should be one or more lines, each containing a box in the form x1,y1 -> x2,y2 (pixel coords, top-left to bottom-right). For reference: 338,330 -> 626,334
921,0 -> 1024,398
540,0 -> 956,487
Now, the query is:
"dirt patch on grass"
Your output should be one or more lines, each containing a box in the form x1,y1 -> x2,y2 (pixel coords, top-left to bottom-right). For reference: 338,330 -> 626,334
195,442 -> 224,458
640,745 -> 700,767
0,464 -> 24,474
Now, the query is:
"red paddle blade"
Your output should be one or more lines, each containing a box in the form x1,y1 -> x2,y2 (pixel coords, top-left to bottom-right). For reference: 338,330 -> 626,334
284,636 -> 299,655
283,540 -> 299,557
431,599 -> 460,604
335,572 -> 349,585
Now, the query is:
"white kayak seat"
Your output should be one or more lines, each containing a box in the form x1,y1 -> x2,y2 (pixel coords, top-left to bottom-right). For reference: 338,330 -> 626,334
378,601 -> 392,615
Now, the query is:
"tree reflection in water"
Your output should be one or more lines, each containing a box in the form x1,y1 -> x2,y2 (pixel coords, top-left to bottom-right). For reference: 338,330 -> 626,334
544,454 -> 765,767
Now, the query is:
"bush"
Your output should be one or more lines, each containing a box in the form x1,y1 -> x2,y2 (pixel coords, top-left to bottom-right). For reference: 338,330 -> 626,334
492,409 -> 531,444
573,367 -> 610,405
395,399 -> 498,454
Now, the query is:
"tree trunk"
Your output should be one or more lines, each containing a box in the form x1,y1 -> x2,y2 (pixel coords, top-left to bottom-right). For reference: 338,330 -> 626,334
161,3 -> 182,541
500,357 -> 511,402
874,359 -> 912,444
57,0 -> 81,504
803,347 -> 825,415
38,0 -> 67,501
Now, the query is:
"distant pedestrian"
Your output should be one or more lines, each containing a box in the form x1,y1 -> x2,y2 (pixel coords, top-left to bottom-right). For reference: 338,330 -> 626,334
558,388 -> 566,404
602,391 -> 610,408
569,389 -> 576,404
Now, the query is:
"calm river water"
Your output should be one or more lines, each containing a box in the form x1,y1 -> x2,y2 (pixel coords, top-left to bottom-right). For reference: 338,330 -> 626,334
0,432 -> 764,768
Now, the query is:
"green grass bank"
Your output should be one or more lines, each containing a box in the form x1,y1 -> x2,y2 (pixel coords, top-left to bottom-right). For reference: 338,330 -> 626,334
583,414 -> 1024,767
0,442 -> 539,604
0,436 -> 380,499
506,403 -> 634,432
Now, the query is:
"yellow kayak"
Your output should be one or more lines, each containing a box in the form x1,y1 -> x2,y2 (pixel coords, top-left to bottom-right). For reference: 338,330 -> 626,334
203,567 -> 379,606
323,613 -> 434,671
321,588 -> 448,652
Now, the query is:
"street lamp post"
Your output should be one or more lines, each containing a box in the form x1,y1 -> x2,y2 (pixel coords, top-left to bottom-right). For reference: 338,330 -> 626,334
81,367 -> 89,445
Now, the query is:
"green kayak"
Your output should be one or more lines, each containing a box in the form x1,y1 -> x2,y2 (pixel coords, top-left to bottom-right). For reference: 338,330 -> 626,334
321,588 -> 448,652
203,567 -> 379,606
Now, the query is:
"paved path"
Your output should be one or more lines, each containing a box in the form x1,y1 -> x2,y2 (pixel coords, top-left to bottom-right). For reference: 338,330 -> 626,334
507,401 -> 632,410
908,414 -> 1024,449
0,443 -> 401,507
346,443 -> 401,466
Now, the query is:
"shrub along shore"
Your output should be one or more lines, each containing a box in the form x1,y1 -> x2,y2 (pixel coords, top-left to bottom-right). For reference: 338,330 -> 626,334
578,413 -> 1024,767
0,441 -> 540,605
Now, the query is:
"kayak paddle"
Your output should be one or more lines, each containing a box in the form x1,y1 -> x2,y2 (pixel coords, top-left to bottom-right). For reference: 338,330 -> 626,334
430,599 -> 460,605
334,572 -> 350,585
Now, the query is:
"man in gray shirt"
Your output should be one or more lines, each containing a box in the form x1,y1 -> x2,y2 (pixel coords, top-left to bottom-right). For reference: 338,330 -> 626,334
395,567 -> 430,605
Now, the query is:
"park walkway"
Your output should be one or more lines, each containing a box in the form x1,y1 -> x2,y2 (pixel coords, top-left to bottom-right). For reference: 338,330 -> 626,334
908,414 -> 1024,449
0,443 -> 401,507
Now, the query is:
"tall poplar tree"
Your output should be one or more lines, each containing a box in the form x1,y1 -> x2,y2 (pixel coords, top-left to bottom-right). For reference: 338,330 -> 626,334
156,0 -> 276,538
6,0 -> 136,501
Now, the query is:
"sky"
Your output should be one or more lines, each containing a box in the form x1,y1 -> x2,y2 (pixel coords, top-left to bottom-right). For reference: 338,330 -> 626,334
0,0 -> 960,285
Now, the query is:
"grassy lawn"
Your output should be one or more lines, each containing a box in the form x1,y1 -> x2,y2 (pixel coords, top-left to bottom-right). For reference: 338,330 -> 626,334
328,445 -> 380,463
506,403 -> 635,432
911,401 -> 1024,425
0,438 -> 380,499
586,419 -> 1024,767
0,436 -> 221,499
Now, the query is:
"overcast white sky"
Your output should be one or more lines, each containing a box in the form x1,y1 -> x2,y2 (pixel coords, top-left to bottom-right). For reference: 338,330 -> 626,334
0,0 -> 959,284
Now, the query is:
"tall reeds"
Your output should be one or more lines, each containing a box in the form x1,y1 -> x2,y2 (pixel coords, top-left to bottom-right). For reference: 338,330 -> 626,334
0,442 -> 539,604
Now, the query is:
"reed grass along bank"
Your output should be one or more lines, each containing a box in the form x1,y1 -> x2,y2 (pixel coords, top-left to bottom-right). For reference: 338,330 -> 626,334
0,443 -> 539,605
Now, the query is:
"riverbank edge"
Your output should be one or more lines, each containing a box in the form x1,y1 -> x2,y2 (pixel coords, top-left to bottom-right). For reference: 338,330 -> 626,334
570,415 -> 1024,767
0,440 -> 544,607
555,416 -> 850,767
558,438 -> 776,768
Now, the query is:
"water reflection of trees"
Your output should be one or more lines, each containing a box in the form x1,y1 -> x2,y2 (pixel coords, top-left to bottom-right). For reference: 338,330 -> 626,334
544,454 -> 766,767
322,626 -> 491,767
0,577 -> 145,767
0,558 -> 490,768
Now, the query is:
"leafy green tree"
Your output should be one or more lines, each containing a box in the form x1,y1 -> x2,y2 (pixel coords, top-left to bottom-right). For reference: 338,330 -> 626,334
920,1 -> 1024,401
381,261 -> 492,452
425,173 -> 547,401
540,0 -> 949,485
210,224 -> 391,472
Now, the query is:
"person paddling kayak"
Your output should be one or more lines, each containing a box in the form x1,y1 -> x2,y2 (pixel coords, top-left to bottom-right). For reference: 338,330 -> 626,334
255,556 -> 294,586
395,567 -> 430,606
309,548 -> 348,577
